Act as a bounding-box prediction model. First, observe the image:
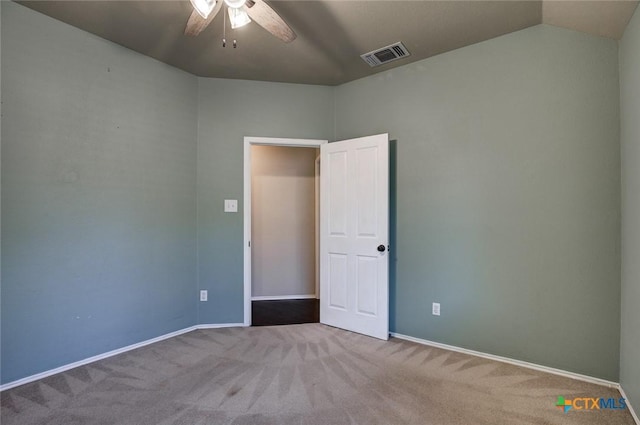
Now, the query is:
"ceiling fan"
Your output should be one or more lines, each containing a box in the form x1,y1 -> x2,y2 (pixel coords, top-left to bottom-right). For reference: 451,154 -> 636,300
185,0 -> 296,43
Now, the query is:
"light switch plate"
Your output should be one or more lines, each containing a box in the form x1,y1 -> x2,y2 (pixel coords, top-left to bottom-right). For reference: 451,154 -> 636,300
224,199 -> 238,213
200,290 -> 208,302
432,302 -> 441,316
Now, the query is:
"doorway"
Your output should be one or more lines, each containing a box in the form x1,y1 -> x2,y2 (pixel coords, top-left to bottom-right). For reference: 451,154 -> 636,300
243,137 -> 328,326
244,134 -> 390,338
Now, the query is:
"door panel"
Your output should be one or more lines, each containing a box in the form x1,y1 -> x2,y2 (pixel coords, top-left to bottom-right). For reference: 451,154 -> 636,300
328,253 -> 348,310
356,256 -> 378,316
320,134 -> 389,340
328,151 -> 348,236
356,147 -> 379,237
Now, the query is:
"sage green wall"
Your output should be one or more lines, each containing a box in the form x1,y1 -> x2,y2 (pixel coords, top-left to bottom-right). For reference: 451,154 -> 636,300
1,2 -> 198,384
620,4 -> 640,411
335,25 -> 621,380
0,0 -> 3,362
196,78 -> 333,324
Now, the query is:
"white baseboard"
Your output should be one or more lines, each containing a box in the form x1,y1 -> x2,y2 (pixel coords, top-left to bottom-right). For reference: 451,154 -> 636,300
196,323 -> 247,329
0,326 -> 196,392
390,332 -> 619,388
251,294 -> 317,301
619,385 -> 640,425
0,323 -> 247,392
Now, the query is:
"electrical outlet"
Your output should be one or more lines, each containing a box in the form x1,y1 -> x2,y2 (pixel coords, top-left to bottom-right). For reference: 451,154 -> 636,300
432,302 -> 440,316
200,290 -> 208,302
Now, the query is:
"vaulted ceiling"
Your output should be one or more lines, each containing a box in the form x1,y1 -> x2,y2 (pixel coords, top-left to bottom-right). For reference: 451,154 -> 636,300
18,1 -> 639,85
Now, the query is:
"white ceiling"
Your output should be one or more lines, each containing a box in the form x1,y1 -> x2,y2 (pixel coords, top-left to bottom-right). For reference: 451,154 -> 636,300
18,0 -> 639,86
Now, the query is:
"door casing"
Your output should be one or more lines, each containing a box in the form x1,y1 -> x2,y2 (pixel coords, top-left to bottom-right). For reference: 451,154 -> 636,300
243,137 -> 328,326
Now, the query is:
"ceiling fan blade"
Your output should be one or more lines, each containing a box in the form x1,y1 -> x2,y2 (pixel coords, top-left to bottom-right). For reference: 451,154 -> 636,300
243,0 -> 296,43
184,1 -> 223,37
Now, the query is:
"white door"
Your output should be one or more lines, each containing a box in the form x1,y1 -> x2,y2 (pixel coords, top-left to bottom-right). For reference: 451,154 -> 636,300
320,134 -> 389,340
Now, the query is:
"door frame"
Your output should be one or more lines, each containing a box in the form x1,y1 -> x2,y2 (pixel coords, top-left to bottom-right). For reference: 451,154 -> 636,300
243,136 -> 328,326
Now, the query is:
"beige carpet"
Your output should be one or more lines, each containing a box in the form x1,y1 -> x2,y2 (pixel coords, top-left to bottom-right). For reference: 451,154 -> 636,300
1,324 -> 635,424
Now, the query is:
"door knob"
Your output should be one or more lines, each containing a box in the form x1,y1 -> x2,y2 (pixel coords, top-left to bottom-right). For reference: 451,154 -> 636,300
377,244 -> 386,252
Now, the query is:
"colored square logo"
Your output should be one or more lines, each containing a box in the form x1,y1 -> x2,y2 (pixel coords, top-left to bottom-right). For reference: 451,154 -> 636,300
556,396 -> 572,413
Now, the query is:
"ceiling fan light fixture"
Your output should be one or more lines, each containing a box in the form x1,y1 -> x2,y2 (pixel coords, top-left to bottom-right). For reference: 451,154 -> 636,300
190,0 -> 216,19
224,0 -> 247,9
228,7 -> 251,29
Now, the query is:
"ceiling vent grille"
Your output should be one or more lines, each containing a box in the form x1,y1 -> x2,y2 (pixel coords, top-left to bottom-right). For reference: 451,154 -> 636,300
361,42 -> 411,67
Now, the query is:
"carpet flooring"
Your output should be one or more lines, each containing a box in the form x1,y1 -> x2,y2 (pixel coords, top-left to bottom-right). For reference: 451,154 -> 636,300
1,324 -> 635,425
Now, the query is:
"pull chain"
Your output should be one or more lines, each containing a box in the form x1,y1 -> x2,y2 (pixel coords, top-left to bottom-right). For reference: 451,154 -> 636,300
222,7 -> 238,48
222,7 -> 226,47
